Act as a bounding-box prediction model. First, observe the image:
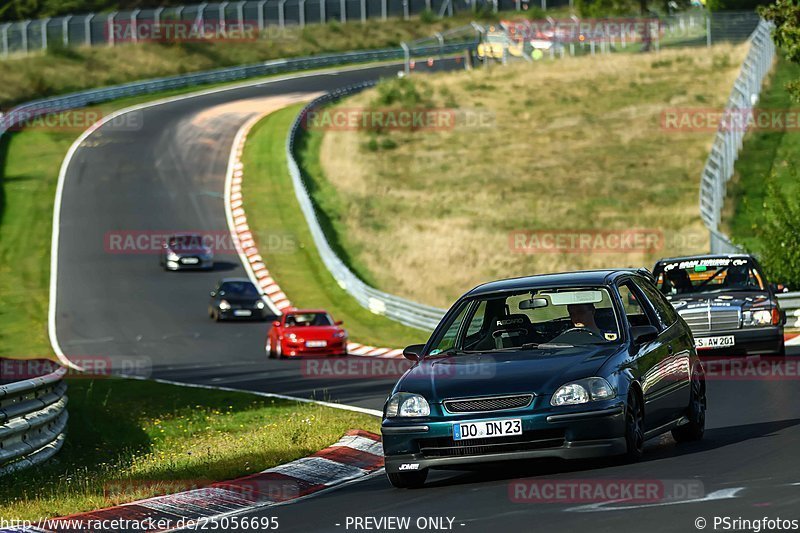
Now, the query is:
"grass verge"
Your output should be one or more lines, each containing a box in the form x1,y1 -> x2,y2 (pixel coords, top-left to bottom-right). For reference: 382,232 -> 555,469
241,105 -> 429,347
725,55 -> 800,253
303,44 -> 749,308
1,377 -> 379,521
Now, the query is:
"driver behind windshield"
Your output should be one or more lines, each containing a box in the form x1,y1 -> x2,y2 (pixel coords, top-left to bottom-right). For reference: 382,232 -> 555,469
567,303 -> 601,335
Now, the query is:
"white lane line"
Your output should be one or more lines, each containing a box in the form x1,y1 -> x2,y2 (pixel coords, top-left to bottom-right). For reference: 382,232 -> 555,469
48,60 -> 403,369
564,488 -> 744,513
120,373 -> 382,417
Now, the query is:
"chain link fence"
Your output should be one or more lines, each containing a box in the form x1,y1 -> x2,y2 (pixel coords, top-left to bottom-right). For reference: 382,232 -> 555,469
698,18 -> 774,255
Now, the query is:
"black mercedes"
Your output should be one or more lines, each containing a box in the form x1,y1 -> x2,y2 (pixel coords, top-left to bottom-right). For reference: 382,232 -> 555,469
653,254 -> 786,356
382,269 -> 706,488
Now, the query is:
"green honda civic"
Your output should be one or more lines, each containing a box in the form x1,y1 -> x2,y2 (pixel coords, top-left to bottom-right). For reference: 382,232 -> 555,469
382,269 -> 706,488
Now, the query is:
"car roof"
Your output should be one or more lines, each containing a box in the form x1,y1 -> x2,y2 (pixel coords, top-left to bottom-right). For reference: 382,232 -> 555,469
464,269 -> 647,297
284,309 -> 329,314
654,253 -> 754,265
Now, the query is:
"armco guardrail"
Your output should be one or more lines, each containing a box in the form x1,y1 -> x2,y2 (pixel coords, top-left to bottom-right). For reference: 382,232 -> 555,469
699,19 -> 775,254
0,364 -> 68,476
779,293 -> 800,329
286,83 -> 460,331
0,39 -> 476,145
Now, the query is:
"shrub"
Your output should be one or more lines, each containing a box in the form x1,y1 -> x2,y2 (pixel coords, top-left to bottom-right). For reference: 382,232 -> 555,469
756,174 -> 800,288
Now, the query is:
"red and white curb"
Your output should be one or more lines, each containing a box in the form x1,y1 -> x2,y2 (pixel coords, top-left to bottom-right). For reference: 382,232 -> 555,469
10,431 -> 383,532
224,113 -> 403,359
786,332 -> 800,346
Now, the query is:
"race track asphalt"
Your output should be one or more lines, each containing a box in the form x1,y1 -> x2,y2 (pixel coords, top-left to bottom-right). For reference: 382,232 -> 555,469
52,59 -> 800,532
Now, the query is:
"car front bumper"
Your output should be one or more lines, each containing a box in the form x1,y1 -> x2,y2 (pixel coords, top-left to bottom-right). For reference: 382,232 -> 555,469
165,257 -> 214,270
283,340 -> 348,356
693,326 -> 784,356
217,308 -> 269,320
382,402 -> 626,473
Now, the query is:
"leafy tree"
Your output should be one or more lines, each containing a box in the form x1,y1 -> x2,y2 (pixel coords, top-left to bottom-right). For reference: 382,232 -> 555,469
758,173 -> 800,287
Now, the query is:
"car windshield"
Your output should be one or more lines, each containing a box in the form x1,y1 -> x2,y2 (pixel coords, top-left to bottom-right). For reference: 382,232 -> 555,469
219,281 -> 259,297
654,258 -> 765,295
285,313 -> 333,327
427,287 -> 621,355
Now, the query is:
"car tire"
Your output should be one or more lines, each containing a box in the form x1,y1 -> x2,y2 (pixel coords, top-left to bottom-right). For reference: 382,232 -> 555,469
672,369 -> 706,443
621,391 -> 645,462
276,340 -> 284,359
213,310 -> 221,322
266,338 -> 274,359
777,340 -> 786,358
387,470 -> 428,489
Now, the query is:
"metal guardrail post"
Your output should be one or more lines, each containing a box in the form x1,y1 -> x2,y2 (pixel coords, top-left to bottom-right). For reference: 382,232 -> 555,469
321,0 -> 326,23
107,13 -> 116,46
299,0 -> 306,28
340,0 -> 347,23
84,14 -> 94,46
279,0 -> 287,28
21,20 -> 31,54
361,0 -> 367,23
238,1 -> 246,27
1,24 -> 9,58
381,0 -> 387,20
41,18 -> 49,51
258,0 -> 267,31
131,9 -> 140,43
62,16 -> 71,47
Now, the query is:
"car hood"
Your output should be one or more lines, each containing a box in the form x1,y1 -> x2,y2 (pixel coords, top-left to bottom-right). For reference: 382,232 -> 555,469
396,344 -> 622,400
668,290 -> 774,310
168,246 -> 212,256
221,295 -> 262,306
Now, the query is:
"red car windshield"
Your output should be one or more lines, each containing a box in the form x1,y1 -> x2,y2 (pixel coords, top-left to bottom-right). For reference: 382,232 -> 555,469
285,313 -> 333,327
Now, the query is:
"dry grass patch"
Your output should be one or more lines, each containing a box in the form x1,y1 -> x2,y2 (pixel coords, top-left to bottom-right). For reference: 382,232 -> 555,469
313,45 -> 748,308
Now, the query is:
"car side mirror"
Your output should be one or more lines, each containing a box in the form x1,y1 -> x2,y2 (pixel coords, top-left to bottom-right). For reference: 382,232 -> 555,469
631,325 -> 658,345
272,321 -> 281,328
335,320 -> 343,326
403,344 -> 425,361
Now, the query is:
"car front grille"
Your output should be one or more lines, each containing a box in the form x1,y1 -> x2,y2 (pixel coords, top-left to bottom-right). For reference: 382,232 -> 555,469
443,394 -> 533,414
679,306 -> 740,334
419,429 -> 565,458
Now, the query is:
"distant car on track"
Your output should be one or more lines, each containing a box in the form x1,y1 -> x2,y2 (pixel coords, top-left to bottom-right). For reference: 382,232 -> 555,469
266,309 -> 348,358
382,269 -> 706,488
209,278 -> 269,321
653,254 -> 786,356
160,233 -> 214,271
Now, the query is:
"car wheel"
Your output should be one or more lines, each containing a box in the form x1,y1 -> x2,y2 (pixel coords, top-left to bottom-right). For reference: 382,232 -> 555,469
672,369 -> 706,443
777,340 -> 786,358
622,391 -> 645,462
266,338 -> 274,358
213,310 -> 221,322
387,470 -> 428,489
276,340 -> 284,359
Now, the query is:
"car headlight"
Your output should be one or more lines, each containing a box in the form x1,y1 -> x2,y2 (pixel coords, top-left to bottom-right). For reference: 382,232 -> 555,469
166,251 -> 179,261
334,330 -> 347,339
286,333 -> 297,342
255,300 -> 266,310
743,308 -> 776,327
551,377 -> 616,406
219,299 -> 231,311
385,393 -> 430,418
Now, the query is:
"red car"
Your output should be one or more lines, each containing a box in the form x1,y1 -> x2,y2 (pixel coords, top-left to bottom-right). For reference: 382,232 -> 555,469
266,309 -> 348,358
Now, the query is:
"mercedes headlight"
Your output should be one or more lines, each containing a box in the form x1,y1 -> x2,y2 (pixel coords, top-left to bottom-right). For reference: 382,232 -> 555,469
743,308 -> 776,327
219,299 -> 231,311
385,393 -> 430,418
551,377 -> 616,406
